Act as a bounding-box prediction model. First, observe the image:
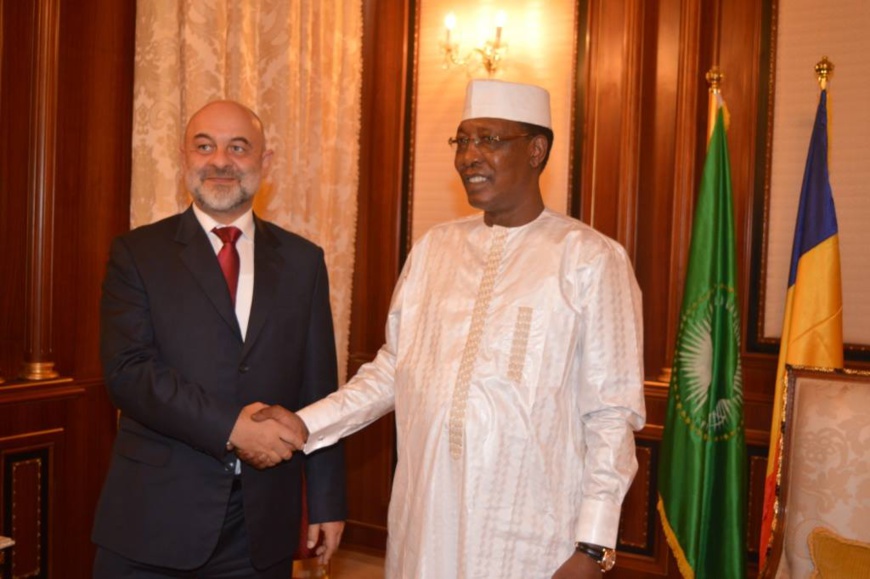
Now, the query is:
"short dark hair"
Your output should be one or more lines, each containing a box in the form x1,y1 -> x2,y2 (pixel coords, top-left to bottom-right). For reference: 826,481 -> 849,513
516,121 -> 554,171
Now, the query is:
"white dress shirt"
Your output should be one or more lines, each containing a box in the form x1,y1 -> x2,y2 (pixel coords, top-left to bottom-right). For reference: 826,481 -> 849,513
192,204 -> 255,475
192,203 -> 255,340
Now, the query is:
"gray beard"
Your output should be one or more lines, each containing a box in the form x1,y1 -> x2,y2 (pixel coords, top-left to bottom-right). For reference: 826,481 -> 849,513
190,183 -> 254,215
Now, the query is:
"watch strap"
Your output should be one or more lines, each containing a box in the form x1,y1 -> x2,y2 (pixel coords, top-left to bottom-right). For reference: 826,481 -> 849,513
575,542 -> 616,572
575,542 -> 605,561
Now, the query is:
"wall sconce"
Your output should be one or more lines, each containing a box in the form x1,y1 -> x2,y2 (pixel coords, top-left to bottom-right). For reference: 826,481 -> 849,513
440,11 -> 507,78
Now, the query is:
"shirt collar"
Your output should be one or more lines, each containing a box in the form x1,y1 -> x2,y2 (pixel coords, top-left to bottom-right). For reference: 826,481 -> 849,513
191,203 -> 256,241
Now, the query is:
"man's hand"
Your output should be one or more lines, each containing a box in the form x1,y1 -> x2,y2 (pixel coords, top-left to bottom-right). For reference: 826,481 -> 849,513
228,402 -> 300,469
307,520 -> 345,565
552,551 -> 602,579
250,404 -> 309,446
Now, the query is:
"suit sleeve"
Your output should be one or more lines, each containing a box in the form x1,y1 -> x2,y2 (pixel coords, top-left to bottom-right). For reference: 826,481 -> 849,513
100,236 -> 240,459
300,253 -> 348,524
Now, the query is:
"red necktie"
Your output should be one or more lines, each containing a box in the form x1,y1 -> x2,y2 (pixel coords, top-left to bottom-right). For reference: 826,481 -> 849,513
213,226 -> 242,305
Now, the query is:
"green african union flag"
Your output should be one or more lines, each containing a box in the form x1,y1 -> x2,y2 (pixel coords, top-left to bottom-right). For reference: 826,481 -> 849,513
657,103 -> 747,579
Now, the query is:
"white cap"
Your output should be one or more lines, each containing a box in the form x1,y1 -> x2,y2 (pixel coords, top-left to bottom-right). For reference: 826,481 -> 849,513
461,79 -> 552,129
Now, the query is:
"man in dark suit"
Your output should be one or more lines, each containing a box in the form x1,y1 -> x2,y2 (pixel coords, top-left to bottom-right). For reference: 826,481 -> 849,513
92,100 -> 346,578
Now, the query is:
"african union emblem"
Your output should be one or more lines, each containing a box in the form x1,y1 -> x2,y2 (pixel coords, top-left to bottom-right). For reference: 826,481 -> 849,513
671,283 -> 743,441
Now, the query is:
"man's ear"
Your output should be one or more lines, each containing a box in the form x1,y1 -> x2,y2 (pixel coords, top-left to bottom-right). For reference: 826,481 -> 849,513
528,134 -> 548,169
261,149 -> 275,173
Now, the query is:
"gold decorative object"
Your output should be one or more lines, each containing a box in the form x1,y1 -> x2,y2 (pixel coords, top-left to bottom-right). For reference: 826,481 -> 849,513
815,56 -> 834,90
705,66 -> 727,139
19,361 -> 59,381
440,11 -> 507,77
706,66 -> 724,93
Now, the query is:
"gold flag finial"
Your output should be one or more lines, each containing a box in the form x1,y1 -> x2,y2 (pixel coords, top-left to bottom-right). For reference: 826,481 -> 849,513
705,66 -> 727,140
706,66 -> 724,94
815,57 -> 834,90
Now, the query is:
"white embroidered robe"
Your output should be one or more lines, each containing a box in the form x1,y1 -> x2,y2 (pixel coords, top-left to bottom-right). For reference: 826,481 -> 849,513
299,209 -> 646,578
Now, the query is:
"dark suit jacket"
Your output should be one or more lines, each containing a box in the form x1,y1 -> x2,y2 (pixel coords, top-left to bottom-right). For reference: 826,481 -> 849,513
92,207 -> 346,570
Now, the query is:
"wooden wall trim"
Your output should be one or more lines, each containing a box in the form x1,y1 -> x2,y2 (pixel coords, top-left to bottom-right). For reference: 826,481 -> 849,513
1,0 -> 135,574
1,431 -> 59,578
747,0 -> 778,357
342,0 -> 412,552
658,0 -> 704,382
615,0 -> 644,259
0,382 -> 118,578
579,0 -> 646,246
21,0 -> 61,381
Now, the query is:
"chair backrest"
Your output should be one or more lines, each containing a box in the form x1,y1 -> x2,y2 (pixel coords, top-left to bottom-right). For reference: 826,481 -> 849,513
763,365 -> 870,578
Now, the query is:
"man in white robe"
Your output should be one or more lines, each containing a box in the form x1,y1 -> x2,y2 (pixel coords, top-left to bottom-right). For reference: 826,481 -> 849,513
251,79 -> 646,578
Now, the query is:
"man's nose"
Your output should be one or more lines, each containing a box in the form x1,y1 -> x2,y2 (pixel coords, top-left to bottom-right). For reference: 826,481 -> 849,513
210,148 -> 233,168
456,142 -> 483,168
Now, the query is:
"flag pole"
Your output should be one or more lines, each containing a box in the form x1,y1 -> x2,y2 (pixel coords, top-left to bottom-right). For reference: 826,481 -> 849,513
657,65 -> 748,579
759,55 -> 842,577
816,56 -> 833,159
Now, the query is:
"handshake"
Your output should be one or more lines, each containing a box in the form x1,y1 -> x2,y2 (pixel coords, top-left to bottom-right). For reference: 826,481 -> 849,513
227,402 -> 308,470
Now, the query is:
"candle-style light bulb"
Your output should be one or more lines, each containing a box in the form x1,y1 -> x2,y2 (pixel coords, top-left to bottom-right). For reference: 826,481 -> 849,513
494,10 -> 507,45
445,12 -> 456,44
445,12 -> 457,30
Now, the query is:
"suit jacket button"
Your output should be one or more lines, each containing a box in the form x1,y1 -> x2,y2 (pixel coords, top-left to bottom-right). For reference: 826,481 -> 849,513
238,364 -> 249,373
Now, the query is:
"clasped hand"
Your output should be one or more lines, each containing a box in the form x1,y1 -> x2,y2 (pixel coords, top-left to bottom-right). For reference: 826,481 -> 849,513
228,402 -> 309,469
226,404 -> 344,565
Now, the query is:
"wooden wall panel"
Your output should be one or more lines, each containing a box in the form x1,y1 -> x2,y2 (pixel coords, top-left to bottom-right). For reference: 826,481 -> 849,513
580,0 -> 643,247
0,0 -> 787,573
0,0 -> 134,381
618,442 -> 655,555
226,1 -> 840,577
0,0 -> 37,381
20,0 -> 62,381
342,0 -> 411,552
0,382 -> 117,579
349,0 -> 779,573
577,0 -> 775,576
2,433 -> 58,579
0,0 -> 135,575
633,0 -> 684,381
53,0 -> 136,379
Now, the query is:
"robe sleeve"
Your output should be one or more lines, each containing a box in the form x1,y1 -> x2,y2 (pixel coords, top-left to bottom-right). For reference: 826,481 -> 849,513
297,258 -> 410,452
572,239 -> 646,548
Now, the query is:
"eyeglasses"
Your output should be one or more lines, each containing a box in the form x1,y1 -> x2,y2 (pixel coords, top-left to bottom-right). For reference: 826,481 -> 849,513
447,134 -> 531,152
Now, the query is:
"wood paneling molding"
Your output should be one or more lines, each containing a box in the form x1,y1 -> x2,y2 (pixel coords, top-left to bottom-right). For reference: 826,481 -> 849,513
658,0 -> 704,382
615,0 -> 644,258
0,382 -> 117,578
0,0 -> 135,575
21,0 -> 61,381
1,430 -> 61,579
342,0 -> 411,552
0,0 -> 36,384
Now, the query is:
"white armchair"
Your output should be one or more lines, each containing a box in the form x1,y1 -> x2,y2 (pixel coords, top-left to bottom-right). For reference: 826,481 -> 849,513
762,365 -> 870,578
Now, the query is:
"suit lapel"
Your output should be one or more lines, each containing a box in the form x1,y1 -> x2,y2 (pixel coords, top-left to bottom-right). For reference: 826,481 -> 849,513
242,216 -> 282,357
176,207 -> 242,339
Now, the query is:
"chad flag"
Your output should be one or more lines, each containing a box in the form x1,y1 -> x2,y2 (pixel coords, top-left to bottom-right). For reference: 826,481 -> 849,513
759,88 -> 844,571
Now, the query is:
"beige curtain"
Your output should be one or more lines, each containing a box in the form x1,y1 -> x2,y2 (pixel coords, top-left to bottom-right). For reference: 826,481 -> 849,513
131,1 -> 363,380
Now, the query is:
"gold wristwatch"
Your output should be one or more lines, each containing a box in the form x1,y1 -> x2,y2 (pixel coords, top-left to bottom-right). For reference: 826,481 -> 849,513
575,542 -> 616,572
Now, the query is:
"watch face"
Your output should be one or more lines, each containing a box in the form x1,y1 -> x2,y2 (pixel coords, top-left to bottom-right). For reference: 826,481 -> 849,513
601,549 -> 617,571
